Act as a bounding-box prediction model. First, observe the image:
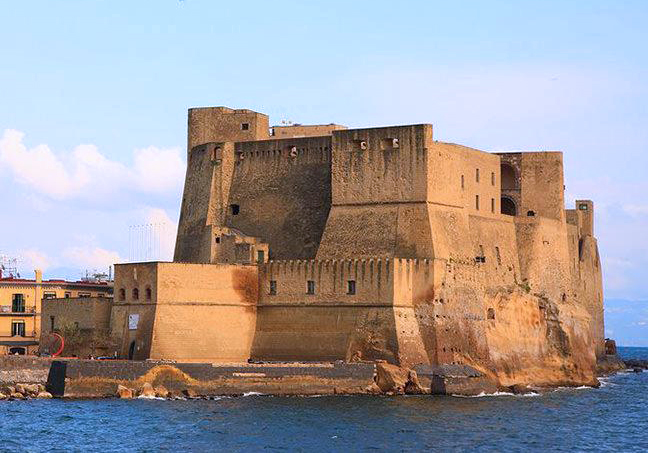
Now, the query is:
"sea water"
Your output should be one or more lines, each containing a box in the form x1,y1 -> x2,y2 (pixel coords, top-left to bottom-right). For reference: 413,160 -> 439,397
0,347 -> 647,452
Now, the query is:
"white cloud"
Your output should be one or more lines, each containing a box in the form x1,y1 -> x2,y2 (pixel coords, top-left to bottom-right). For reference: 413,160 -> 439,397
0,129 -> 185,201
143,207 -> 177,261
20,249 -> 54,272
62,246 -> 123,271
134,146 -> 186,193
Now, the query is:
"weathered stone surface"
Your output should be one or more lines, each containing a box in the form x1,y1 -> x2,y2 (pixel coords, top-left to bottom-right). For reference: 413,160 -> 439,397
139,382 -> 156,398
375,362 -> 409,394
404,370 -> 425,395
36,391 -> 53,399
182,388 -> 198,398
117,385 -> 133,399
23,384 -> 40,395
10,392 -> 25,399
509,384 -> 533,394
154,385 -> 169,398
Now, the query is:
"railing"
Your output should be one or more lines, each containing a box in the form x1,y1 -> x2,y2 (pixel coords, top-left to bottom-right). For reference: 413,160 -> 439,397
0,305 -> 36,314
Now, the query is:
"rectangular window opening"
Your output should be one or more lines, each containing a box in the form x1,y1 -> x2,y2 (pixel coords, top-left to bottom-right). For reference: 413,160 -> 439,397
475,195 -> 480,210
347,280 -> 356,295
11,321 -> 25,337
307,280 -> 315,295
476,168 -> 480,183
11,294 -> 25,313
230,204 -> 240,215
491,198 -> 495,213
241,123 -> 250,131
269,280 -> 277,295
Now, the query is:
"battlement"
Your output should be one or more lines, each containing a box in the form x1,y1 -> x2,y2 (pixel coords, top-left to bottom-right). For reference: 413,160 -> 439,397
259,257 -> 437,306
233,135 -> 333,168
271,123 -> 347,139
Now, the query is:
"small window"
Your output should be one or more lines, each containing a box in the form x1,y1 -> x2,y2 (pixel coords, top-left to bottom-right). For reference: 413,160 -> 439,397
487,308 -> 495,320
230,204 -> 240,215
64,292 -> 71,298
527,210 -> 535,217
215,236 -> 221,244
491,172 -> 495,186
241,123 -> 250,131
145,287 -> 152,300
11,321 -> 25,337
50,316 -> 55,331
475,195 -> 480,210
461,175 -> 464,189
43,292 -> 57,299
306,280 -> 315,295
579,204 -> 588,211
132,288 -> 139,300
11,294 -> 25,313
269,280 -> 277,295
257,250 -> 265,263
119,288 -> 125,301
495,246 -> 502,265
78,293 -> 91,298
491,198 -> 495,213
347,280 -> 356,295
476,168 -> 480,183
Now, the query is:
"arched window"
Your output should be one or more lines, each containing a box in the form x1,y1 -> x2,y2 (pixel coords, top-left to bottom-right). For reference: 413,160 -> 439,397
501,197 -> 517,216
527,210 -> 535,217
132,288 -> 139,300
119,288 -> 125,301
487,308 -> 495,320
501,163 -> 517,190
145,287 -> 152,301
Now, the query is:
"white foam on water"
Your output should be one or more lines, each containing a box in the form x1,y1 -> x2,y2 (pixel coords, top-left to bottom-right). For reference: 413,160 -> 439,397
453,390 -> 540,398
242,391 -> 264,397
136,395 -> 166,400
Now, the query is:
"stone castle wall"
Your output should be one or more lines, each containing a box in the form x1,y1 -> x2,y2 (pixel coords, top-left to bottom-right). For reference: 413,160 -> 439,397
111,106 -> 605,389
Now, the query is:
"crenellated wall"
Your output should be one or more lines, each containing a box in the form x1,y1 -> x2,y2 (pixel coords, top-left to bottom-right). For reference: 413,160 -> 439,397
123,106 -> 607,389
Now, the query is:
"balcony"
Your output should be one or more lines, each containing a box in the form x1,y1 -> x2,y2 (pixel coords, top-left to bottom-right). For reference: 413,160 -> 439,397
0,305 -> 36,316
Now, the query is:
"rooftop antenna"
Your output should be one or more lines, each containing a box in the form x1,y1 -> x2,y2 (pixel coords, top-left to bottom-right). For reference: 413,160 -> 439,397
0,253 -> 19,279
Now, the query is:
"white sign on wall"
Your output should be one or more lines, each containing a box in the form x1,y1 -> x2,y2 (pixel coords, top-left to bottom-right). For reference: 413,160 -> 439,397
128,314 -> 140,330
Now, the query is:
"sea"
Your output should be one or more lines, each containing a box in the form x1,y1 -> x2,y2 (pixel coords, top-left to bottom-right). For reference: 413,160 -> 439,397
0,347 -> 647,453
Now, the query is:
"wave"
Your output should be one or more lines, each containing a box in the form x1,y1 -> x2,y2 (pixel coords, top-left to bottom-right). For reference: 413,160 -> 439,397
242,392 -> 264,397
452,391 -> 540,398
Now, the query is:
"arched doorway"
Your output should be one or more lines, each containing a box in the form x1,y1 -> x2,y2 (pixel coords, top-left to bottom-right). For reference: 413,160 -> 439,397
501,197 -> 517,216
501,163 -> 517,190
128,341 -> 136,360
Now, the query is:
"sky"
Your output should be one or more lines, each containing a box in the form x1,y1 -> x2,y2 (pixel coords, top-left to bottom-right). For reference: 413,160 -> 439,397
0,1 -> 647,343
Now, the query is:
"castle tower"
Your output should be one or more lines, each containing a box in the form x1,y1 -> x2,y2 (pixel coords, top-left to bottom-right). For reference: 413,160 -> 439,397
174,107 -> 269,263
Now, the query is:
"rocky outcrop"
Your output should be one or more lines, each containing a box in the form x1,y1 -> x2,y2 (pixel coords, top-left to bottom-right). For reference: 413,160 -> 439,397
597,355 -> 626,375
374,362 -> 425,395
138,382 -> 156,398
0,383 -> 49,399
117,385 -> 134,399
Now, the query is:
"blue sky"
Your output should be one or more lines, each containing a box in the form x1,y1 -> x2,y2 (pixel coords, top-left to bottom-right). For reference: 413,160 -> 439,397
1,1 -> 647,343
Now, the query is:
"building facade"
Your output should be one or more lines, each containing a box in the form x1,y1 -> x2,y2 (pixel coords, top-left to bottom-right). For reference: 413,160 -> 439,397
0,270 -> 112,355
111,106 -> 604,388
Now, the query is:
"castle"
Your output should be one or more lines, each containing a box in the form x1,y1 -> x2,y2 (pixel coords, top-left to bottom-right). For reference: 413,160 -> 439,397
110,107 -> 604,388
